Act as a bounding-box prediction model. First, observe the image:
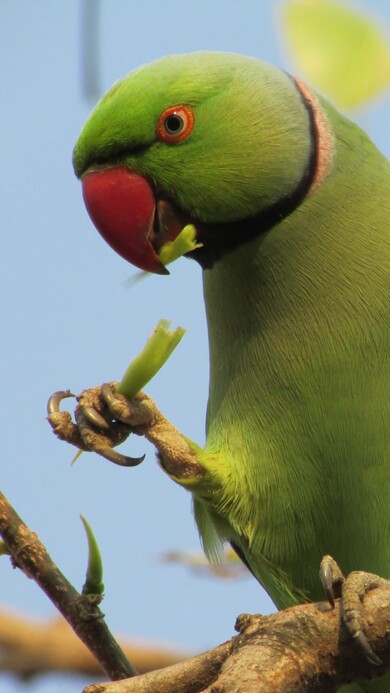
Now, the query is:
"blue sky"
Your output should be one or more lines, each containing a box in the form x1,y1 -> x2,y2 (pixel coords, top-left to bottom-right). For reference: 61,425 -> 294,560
1,1 -> 389,691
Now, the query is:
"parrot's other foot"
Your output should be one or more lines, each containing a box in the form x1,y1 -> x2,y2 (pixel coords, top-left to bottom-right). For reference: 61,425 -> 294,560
47,384 -> 145,467
48,384 -> 205,479
320,555 -> 387,666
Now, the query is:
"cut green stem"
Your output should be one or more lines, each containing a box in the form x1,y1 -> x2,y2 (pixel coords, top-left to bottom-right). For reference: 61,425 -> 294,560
117,320 -> 185,400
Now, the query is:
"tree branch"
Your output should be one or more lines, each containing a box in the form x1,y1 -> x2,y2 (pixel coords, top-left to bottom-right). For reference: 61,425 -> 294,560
84,585 -> 390,693
85,642 -> 231,693
0,491 -> 136,681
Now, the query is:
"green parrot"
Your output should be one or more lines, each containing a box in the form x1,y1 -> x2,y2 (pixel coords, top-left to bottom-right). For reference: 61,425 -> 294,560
71,52 -> 390,691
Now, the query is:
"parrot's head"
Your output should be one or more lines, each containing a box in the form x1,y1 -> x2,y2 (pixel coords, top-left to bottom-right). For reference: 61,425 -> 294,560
73,52 -> 326,272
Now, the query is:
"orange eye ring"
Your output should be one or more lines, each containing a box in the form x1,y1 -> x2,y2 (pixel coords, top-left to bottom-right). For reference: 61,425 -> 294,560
156,105 -> 194,143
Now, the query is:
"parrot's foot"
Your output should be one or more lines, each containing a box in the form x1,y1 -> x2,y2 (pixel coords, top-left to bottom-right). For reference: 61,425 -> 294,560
47,384 -> 145,466
320,555 -> 388,666
47,384 -> 205,479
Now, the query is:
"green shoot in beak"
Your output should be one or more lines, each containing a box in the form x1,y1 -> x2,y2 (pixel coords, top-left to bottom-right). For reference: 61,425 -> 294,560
158,224 -> 203,267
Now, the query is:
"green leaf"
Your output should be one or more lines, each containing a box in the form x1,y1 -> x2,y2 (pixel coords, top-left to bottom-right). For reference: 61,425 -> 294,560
80,515 -> 104,597
281,0 -> 390,109
71,449 -> 84,465
117,320 -> 185,400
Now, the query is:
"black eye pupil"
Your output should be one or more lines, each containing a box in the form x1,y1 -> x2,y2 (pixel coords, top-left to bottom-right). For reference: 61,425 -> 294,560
164,114 -> 183,134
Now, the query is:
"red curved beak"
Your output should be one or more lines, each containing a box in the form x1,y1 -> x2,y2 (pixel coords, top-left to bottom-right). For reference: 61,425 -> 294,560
82,165 -> 176,274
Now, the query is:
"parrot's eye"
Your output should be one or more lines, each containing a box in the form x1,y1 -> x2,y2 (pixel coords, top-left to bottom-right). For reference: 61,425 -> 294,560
157,105 -> 194,143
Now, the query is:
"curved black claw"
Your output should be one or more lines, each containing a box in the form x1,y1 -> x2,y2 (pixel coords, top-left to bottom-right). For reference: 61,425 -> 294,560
101,381 -> 135,421
99,446 -> 145,468
354,631 -> 382,666
47,390 -> 75,415
101,382 -> 120,409
320,557 -> 335,608
320,555 -> 344,608
82,405 -> 110,430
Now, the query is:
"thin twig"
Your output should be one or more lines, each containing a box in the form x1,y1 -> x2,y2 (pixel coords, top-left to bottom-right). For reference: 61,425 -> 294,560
0,491 -> 136,681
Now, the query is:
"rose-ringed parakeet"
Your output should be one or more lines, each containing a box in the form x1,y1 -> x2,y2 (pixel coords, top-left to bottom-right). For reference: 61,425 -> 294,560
50,53 -> 390,691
